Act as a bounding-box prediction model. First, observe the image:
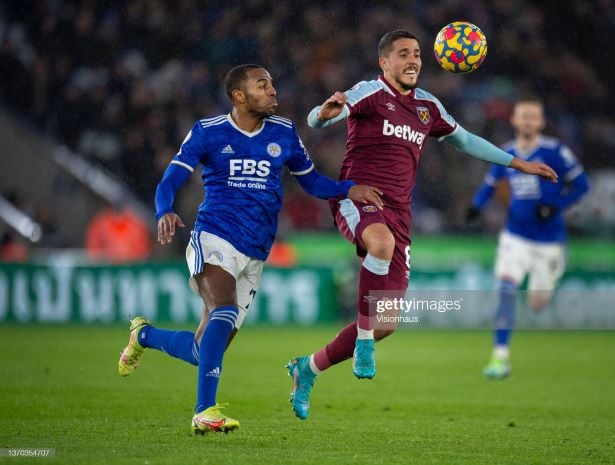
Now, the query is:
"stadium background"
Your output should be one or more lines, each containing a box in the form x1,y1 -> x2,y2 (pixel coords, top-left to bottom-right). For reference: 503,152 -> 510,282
0,0 -> 613,327
1,2 -> 614,464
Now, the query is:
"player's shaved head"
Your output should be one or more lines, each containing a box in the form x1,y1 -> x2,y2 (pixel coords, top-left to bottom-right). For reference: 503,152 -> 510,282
378,30 -> 420,57
224,64 -> 265,100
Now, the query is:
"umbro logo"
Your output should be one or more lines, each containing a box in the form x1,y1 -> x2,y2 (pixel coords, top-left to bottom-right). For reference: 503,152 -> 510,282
221,145 -> 234,154
206,367 -> 221,378
386,103 -> 396,111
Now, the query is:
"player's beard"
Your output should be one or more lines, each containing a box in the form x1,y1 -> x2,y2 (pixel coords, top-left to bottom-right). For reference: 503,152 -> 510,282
395,74 -> 418,91
261,106 -> 277,117
246,96 -> 278,118
249,107 -> 276,119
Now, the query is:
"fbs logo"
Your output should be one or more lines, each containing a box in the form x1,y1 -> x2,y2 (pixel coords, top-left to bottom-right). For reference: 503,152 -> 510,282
229,159 -> 271,178
382,119 -> 426,146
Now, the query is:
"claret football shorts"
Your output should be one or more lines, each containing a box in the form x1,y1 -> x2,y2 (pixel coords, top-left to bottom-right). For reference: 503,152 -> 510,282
331,199 -> 411,291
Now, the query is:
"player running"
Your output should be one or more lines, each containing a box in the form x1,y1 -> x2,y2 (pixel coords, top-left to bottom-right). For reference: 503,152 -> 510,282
466,97 -> 589,379
286,30 -> 558,420
117,64 -> 383,434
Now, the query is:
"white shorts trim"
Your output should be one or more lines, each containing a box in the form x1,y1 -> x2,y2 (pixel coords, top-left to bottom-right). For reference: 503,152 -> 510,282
186,231 -> 263,329
495,230 -> 566,291
338,198 -> 360,236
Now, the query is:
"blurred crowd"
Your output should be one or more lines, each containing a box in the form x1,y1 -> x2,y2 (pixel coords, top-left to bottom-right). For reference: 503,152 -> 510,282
1,0 -> 614,253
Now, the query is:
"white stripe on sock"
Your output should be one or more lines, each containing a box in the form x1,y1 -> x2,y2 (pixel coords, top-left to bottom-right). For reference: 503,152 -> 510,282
357,326 -> 374,340
363,253 -> 390,275
308,355 -> 321,375
210,315 -> 237,326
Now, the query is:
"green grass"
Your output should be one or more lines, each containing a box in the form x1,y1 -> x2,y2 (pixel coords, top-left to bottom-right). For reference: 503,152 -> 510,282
0,326 -> 613,464
290,232 -> 615,270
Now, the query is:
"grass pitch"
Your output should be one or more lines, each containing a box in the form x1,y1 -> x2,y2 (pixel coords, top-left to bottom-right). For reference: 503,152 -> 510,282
0,325 -> 613,464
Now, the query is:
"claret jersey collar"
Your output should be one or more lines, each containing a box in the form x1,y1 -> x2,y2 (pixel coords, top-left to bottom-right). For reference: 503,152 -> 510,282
378,75 -> 416,99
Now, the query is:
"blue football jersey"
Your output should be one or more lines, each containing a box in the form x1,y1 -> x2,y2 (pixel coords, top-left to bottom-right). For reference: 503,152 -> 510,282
476,136 -> 585,242
171,114 -> 314,260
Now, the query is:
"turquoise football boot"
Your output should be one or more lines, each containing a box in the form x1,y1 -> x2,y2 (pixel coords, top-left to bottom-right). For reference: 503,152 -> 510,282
286,356 -> 317,420
352,338 -> 376,379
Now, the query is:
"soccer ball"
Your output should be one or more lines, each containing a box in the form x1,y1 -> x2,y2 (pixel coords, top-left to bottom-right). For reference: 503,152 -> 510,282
434,22 -> 487,73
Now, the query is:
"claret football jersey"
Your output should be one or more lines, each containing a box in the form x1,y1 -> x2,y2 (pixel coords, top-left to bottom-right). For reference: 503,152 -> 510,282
340,75 -> 457,209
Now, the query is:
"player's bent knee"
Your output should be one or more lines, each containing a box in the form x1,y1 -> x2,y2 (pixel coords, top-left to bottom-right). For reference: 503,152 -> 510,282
362,224 -> 395,260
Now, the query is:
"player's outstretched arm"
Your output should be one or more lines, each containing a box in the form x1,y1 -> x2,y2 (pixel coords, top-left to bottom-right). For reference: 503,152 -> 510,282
294,169 -> 383,209
155,163 -> 191,244
508,157 -> 558,182
307,91 -> 350,129
443,125 -> 558,182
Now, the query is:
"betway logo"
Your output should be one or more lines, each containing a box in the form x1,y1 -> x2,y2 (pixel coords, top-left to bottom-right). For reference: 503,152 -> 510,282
382,119 -> 426,146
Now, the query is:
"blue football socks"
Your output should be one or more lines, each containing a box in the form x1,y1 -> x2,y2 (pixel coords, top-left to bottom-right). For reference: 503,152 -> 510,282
494,279 -> 518,347
195,305 -> 238,413
141,326 -> 199,366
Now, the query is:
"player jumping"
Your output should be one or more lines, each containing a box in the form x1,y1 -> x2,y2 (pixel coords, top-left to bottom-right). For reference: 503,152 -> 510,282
286,30 -> 558,420
117,64 -> 383,433
466,97 -> 589,379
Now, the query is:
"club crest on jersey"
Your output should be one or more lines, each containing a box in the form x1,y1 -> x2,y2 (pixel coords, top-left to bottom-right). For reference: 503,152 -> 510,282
267,142 -> 282,157
362,205 -> 378,212
416,106 -> 430,125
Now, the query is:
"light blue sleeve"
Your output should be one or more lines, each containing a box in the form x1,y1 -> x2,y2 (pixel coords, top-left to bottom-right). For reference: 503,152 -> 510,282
307,105 -> 350,129
307,80 -> 380,128
442,125 -> 514,167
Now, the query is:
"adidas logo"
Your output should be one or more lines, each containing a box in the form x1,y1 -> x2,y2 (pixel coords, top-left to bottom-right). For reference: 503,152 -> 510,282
221,145 -> 234,154
206,367 -> 221,378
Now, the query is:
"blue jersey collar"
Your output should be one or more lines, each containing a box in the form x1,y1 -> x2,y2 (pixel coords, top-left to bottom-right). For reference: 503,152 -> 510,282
226,113 -> 266,138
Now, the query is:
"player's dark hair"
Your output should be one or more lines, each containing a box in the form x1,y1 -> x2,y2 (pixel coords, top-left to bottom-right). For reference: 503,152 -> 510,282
224,64 -> 263,100
378,30 -> 420,57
